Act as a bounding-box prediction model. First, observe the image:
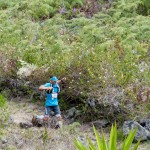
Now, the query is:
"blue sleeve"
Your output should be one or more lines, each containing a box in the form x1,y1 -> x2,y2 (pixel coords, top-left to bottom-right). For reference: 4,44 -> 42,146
43,83 -> 51,87
56,84 -> 60,92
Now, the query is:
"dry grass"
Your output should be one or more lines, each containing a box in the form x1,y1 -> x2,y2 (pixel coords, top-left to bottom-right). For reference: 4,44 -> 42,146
0,99 -> 78,150
0,98 -> 150,150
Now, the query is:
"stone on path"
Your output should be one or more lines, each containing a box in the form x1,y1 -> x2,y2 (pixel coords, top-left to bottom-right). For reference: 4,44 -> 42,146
123,120 -> 150,142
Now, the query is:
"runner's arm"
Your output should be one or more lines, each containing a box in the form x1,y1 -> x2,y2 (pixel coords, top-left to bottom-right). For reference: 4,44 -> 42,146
39,85 -> 53,91
57,77 -> 66,84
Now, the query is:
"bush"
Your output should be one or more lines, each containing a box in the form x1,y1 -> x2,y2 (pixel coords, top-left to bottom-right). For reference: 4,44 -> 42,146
0,0 -> 149,121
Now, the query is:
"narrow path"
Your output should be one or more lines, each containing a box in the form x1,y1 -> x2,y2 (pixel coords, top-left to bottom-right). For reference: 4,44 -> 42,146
1,98 -> 149,150
1,98 -> 81,150
9,99 -> 44,125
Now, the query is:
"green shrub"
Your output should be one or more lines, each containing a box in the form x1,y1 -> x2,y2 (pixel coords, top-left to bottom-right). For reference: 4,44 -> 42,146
0,0 -> 149,120
0,0 -> 14,9
0,94 -> 7,108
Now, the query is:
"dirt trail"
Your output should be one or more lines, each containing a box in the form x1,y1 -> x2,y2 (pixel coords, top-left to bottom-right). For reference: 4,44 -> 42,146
1,99 -> 150,150
1,99 -> 81,150
9,99 -> 43,124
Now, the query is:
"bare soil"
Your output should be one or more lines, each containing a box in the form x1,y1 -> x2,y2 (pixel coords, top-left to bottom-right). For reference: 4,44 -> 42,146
0,98 -> 150,150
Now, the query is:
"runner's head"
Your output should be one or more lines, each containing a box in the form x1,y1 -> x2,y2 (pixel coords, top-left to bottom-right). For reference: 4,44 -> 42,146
50,76 -> 58,84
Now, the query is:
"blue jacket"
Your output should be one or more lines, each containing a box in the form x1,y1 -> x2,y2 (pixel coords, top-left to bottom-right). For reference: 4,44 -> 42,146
44,83 -> 60,106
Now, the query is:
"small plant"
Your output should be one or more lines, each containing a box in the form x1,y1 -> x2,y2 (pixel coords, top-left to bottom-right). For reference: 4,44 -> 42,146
0,95 -> 9,126
75,123 -> 140,150
42,126 -> 50,143
66,122 -> 81,134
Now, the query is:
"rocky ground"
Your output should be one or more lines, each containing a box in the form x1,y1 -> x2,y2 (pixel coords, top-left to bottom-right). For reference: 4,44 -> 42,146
0,98 -> 150,150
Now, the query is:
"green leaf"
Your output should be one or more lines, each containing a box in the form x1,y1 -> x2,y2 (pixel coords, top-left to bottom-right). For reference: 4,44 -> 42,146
133,139 -> 141,150
74,139 -> 87,150
101,131 -> 108,150
109,123 -> 117,150
87,137 -> 96,150
93,126 -> 102,150
122,129 -> 137,150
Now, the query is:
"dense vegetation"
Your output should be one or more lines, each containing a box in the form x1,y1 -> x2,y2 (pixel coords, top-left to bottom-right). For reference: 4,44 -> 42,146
0,0 -> 149,122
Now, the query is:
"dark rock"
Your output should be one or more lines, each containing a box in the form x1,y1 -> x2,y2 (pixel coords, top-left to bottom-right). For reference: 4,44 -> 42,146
123,121 -> 150,142
1,138 -> 8,144
140,119 -> 150,131
20,122 -> 33,129
64,107 -> 76,119
87,97 -> 96,107
74,110 -> 82,118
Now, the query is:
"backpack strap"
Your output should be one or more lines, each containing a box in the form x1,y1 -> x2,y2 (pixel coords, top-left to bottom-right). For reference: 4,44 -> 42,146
52,83 -> 60,93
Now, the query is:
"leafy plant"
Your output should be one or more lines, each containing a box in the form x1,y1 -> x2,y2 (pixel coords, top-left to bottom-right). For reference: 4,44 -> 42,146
42,126 -> 50,143
75,123 -> 140,150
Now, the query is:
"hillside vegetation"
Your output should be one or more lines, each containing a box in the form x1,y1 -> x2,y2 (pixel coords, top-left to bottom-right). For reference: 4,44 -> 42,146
0,0 -> 150,122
